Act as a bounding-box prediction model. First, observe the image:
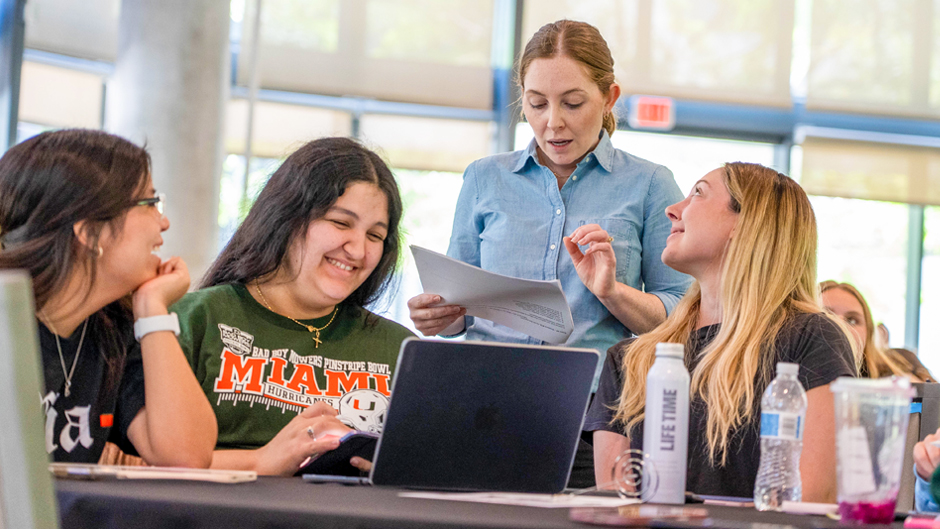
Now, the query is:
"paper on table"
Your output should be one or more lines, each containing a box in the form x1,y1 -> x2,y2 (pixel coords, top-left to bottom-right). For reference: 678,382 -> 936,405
411,245 -> 574,344
49,463 -> 257,483
397,491 -> 639,508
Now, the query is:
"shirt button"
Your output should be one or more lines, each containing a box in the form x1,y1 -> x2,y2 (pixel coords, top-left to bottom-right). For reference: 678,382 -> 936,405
555,209 -> 561,215
572,175 -> 578,181
550,244 -> 556,250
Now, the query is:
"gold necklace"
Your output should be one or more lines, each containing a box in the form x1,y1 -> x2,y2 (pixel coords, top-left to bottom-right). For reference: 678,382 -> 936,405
255,283 -> 337,348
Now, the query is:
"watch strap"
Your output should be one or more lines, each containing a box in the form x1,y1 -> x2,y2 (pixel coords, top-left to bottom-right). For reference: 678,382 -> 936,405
134,313 -> 181,341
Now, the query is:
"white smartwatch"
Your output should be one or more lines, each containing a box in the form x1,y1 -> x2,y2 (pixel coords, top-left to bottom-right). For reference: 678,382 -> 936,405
134,313 -> 181,341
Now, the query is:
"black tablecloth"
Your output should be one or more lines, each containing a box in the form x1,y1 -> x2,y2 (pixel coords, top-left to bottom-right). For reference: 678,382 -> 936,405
56,477 -> 907,529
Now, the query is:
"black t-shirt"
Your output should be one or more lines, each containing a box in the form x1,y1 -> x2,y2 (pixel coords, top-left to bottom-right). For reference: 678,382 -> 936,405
584,311 -> 856,497
39,320 -> 145,463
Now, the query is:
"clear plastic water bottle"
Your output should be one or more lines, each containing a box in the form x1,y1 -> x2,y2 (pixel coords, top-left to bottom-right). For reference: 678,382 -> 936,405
754,362 -> 807,511
643,343 -> 690,504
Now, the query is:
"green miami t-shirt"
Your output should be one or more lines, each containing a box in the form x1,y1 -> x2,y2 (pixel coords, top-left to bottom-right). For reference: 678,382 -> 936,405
172,284 -> 415,450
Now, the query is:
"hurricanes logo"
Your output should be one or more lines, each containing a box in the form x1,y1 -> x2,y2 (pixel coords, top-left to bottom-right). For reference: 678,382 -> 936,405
336,389 -> 389,434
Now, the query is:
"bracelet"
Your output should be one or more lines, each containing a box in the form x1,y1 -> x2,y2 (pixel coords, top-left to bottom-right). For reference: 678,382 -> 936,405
134,313 -> 180,341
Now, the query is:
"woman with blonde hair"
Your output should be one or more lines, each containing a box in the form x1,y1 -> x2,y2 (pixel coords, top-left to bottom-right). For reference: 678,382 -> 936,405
820,280 -> 933,382
585,162 -> 855,500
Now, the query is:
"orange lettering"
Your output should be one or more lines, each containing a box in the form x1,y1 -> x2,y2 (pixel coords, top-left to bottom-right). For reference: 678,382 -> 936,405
285,364 -> 322,395
267,357 -> 288,387
372,374 -> 391,396
214,349 -> 266,394
324,370 -> 369,397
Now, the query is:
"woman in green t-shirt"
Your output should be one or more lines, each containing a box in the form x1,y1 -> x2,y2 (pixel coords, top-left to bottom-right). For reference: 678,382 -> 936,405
174,137 -> 414,476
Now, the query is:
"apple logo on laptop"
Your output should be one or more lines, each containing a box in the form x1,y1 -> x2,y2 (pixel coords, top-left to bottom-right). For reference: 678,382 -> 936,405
474,404 -> 503,431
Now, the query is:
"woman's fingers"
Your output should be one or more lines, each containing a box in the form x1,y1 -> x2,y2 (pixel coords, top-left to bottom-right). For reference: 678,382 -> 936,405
415,310 -> 465,336
300,401 -> 339,419
408,293 -> 465,334
568,224 -> 604,244
350,457 -> 372,472
407,293 -> 442,310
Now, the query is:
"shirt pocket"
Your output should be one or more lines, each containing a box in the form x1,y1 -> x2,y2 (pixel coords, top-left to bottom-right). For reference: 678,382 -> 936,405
581,219 -> 640,282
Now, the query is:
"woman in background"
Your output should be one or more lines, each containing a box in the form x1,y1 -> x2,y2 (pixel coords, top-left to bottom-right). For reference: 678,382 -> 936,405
174,137 -> 414,475
0,129 -> 216,466
820,280 -> 933,382
585,163 -> 855,501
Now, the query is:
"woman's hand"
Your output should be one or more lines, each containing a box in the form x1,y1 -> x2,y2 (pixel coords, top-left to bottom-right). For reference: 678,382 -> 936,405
407,294 -> 466,336
254,402 -> 350,476
133,257 -> 191,318
914,428 -> 940,481
564,224 -> 618,300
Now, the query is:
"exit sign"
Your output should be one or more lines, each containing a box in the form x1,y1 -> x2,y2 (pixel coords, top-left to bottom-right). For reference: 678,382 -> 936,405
627,95 -> 676,131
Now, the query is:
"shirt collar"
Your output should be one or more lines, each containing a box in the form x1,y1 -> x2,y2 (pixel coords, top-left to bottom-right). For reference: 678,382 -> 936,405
511,129 -> 615,174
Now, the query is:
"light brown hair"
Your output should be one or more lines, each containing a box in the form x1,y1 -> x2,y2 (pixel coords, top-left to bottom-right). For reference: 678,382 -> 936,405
613,162 -> 828,465
517,20 -> 618,136
819,281 -> 908,379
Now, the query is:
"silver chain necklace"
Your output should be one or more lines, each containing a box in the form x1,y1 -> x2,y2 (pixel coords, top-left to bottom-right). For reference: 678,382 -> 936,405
39,309 -> 88,398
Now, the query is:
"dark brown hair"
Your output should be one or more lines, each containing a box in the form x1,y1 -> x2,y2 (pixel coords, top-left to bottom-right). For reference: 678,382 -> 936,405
0,128 -> 152,388
201,137 -> 403,316
518,20 -> 618,136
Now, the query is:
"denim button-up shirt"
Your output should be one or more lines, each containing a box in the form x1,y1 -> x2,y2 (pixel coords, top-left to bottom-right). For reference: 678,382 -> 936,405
447,131 -> 692,371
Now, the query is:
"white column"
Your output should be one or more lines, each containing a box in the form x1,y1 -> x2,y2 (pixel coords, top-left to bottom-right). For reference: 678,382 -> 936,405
106,0 -> 230,282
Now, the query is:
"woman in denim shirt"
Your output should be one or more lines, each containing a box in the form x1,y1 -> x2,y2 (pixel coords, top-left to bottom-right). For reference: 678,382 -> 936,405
408,20 -> 691,363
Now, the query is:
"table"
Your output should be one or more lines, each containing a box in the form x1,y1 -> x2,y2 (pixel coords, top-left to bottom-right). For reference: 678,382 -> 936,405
56,477 -> 907,529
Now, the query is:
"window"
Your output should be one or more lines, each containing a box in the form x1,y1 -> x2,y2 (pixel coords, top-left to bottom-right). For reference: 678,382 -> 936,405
812,197 -> 910,350
921,205 -> 940,374
372,168 -> 465,332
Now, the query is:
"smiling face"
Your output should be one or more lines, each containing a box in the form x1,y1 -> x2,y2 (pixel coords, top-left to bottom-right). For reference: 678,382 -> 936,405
283,182 -> 389,315
522,54 -> 619,177
661,168 -> 739,279
96,180 -> 169,293
821,287 -> 869,350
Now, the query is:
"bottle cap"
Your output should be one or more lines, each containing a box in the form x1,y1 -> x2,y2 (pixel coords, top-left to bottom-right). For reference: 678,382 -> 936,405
655,343 -> 684,358
776,362 -> 799,376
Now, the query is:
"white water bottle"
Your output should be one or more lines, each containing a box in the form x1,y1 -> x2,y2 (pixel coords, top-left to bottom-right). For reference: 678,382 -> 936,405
643,343 -> 690,504
754,362 -> 806,511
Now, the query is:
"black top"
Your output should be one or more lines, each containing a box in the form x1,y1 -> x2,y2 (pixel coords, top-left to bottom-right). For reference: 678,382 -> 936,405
584,311 -> 856,497
39,320 -> 145,463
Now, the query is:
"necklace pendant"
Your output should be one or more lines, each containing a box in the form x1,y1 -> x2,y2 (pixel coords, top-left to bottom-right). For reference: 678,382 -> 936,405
64,381 -> 71,397
313,331 -> 321,349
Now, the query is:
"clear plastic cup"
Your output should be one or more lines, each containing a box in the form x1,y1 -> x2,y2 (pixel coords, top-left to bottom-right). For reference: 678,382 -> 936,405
830,377 -> 914,524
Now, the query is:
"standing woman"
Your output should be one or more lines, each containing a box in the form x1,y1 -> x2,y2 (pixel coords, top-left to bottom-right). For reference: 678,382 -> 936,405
0,129 -> 216,466
586,163 -> 856,501
408,20 -> 690,353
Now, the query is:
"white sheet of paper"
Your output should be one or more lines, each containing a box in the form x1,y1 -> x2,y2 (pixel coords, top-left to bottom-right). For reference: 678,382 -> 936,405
836,426 -> 877,497
397,491 -> 638,508
410,245 -> 574,344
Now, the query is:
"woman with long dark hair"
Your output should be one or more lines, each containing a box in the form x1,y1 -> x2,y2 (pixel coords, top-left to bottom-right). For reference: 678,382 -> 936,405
0,129 -> 216,466
173,137 -> 413,475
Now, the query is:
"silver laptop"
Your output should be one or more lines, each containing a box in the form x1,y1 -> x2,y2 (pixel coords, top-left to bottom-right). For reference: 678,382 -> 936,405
0,271 -> 60,528
368,338 -> 599,493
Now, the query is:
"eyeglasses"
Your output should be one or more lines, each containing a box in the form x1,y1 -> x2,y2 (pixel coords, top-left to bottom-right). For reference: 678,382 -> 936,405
133,193 -> 166,216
